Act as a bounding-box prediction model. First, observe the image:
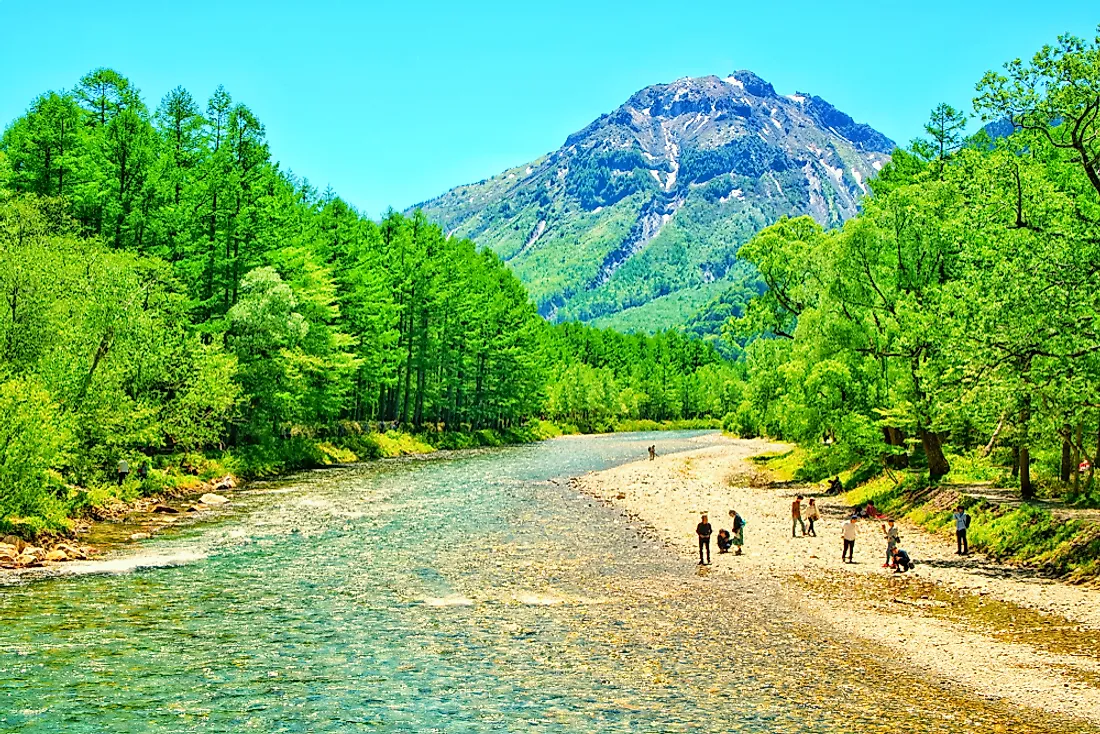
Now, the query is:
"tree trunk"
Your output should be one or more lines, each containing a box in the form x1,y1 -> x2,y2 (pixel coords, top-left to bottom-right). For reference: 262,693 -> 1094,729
981,413 -> 1006,457
1061,423 -> 1073,483
1020,444 -> 1033,499
1074,421 -> 1083,493
882,426 -> 908,468
1089,417 -> 1100,490
1019,400 -> 1033,499
920,428 -> 950,481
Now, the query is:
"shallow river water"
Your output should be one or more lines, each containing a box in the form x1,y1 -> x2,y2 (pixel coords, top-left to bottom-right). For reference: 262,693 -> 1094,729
0,431 -> 1091,732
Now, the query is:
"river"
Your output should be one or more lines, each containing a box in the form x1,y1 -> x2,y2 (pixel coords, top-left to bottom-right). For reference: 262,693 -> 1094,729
0,431 -> 1089,732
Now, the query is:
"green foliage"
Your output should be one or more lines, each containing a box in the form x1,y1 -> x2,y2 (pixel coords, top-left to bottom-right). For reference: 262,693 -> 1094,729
729,29 -> 1100,499
0,378 -> 70,533
0,69 -> 746,537
542,323 -> 739,432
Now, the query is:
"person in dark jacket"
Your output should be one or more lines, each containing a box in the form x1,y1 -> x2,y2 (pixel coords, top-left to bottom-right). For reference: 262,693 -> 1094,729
696,514 -> 712,565
716,529 -> 732,553
892,547 -> 913,573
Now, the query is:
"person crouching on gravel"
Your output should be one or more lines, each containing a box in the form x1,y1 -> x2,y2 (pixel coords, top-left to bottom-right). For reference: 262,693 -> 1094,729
841,516 -> 858,563
716,529 -> 732,553
697,514 -> 712,565
892,547 -> 912,573
729,509 -> 745,555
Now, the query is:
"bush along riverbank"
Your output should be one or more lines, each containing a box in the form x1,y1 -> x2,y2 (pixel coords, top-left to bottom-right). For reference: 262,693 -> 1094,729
747,445 -> 1100,582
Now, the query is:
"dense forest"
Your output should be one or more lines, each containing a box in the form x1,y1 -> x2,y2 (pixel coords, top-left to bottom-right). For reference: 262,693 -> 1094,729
0,70 -> 737,535
728,31 -> 1100,502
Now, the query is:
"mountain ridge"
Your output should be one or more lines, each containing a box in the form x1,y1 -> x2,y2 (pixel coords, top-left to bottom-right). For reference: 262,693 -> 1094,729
416,71 -> 895,331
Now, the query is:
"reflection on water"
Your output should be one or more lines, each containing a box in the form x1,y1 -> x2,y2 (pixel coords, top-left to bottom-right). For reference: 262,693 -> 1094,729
0,432 -> 1091,732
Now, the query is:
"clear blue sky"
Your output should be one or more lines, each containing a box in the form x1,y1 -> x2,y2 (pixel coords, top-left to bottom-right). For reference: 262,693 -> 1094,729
1,1 -> 1097,217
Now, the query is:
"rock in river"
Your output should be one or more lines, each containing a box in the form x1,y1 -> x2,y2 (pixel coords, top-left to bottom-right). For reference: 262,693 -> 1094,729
199,493 -> 229,506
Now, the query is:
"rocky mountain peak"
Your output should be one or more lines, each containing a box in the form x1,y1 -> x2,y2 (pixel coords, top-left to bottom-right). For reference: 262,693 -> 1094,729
417,71 -> 896,329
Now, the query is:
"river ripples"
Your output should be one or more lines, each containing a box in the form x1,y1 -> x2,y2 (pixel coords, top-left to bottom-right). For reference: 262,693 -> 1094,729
0,432 -> 1091,732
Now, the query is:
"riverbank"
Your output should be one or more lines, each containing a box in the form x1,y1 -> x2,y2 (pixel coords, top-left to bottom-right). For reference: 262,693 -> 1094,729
572,436 -> 1100,726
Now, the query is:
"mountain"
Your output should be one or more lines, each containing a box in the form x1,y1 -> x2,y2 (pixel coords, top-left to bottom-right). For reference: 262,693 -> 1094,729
416,71 -> 895,331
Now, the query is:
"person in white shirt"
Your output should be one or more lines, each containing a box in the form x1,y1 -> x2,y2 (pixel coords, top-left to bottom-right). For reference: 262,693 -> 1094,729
841,516 -> 859,563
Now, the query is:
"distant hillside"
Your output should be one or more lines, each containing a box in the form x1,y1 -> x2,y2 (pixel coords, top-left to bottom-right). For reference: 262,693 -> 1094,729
417,71 -> 894,331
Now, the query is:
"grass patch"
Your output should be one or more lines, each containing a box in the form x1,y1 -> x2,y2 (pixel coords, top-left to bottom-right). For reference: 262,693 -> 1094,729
750,447 -> 806,483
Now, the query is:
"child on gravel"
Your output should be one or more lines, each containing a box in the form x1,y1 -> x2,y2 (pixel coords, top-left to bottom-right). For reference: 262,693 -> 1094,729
882,520 -> 900,568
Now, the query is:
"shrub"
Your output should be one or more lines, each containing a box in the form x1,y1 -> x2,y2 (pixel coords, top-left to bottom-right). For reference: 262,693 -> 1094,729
0,378 -> 70,535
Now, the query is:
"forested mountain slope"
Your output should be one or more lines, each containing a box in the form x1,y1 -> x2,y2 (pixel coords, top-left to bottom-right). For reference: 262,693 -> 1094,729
417,71 -> 894,331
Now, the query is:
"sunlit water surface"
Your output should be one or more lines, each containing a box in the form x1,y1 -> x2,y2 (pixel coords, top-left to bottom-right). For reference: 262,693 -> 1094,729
0,432 -> 1090,732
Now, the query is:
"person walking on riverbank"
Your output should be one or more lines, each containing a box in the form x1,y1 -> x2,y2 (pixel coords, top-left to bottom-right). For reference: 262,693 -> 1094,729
804,498 -> 819,536
117,458 -> 129,486
953,506 -> 970,555
697,514 -> 712,565
648,445 -> 656,461
882,520 -> 900,568
842,516 -> 858,563
729,509 -> 745,555
791,495 -> 806,538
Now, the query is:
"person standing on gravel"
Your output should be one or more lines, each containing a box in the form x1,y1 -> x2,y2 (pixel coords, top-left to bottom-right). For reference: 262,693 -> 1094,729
882,519 -> 900,568
729,509 -> 745,555
791,495 -> 806,538
804,498 -> 820,536
953,506 -> 970,555
696,513 -> 712,565
842,516 -> 858,563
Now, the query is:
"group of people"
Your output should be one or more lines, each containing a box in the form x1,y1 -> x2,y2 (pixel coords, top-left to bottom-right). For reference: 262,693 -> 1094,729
790,493 -> 917,569
116,458 -> 150,486
790,495 -> 819,537
693,493 -> 975,572
695,510 -> 745,564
